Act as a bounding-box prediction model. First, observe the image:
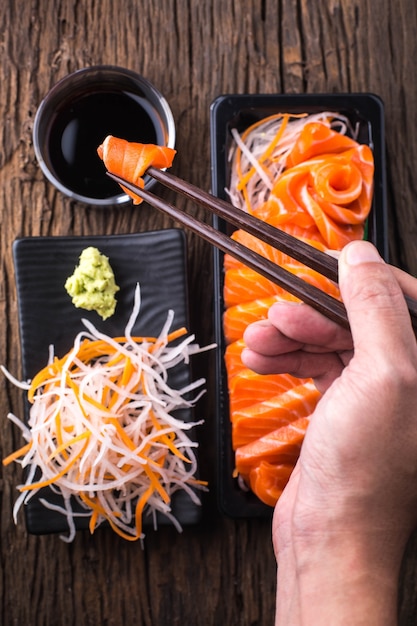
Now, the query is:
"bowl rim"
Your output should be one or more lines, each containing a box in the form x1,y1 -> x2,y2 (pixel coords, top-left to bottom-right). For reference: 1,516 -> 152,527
32,64 -> 176,206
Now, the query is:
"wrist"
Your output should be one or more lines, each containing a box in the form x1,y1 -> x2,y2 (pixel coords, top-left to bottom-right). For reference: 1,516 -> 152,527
275,511 -> 405,625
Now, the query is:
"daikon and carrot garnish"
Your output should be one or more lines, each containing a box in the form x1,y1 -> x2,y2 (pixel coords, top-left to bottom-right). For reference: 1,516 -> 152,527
2,284 -> 213,542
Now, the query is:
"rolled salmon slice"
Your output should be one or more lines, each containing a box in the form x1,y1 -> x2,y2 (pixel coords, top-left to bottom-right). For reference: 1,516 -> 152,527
97,135 -> 176,204
262,147 -> 374,249
285,121 -> 361,168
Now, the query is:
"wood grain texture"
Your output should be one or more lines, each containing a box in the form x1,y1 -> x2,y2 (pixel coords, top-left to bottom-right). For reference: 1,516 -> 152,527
1,0 -> 417,624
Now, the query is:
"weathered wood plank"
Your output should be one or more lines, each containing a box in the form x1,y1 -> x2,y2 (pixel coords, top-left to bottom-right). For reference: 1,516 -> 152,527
1,1 -> 417,624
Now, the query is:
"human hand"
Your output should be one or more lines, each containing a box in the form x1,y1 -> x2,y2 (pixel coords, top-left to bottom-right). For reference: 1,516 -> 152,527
242,240 -> 417,624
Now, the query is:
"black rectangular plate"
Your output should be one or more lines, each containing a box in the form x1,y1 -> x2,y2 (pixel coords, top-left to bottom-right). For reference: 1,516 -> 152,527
12,229 -> 202,534
210,93 -> 388,518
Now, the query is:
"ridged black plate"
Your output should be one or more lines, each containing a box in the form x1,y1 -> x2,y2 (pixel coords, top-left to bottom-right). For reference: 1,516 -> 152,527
12,229 -> 202,535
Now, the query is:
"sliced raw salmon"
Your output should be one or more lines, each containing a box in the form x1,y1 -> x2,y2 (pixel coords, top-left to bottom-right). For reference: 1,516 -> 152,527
228,368 -> 305,413
285,121 -> 361,168
223,228 -> 330,274
222,114 -> 375,508
250,215 -> 328,248
224,339 -> 247,379
284,263 -> 341,299
224,262 -> 340,308
248,461 -> 294,507
261,147 -> 374,249
223,294 -> 298,344
223,266 -> 289,308
97,135 -> 176,204
231,381 -> 320,449
235,416 -> 310,476
223,229 -> 297,271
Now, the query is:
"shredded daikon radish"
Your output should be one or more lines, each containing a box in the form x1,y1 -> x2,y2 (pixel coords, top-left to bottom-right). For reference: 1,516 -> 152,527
227,112 -> 357,213
2,284 -> 215,542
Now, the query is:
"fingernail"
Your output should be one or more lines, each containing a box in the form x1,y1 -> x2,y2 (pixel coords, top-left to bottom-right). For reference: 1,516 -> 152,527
325,249 -> 341,259
343,241 -> 383,266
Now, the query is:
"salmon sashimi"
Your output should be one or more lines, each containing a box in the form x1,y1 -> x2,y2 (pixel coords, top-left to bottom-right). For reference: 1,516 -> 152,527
223,229 -> 330,272
222,113 -> 375,507
254,196 -> 323,244
97,135 -> 176,204
261,147 -> 374,249
284,263 -> 341,299
223,294 -> 298,344
235,416 -> 310,477
223,229 -> 297,271
228,368 -> 307,413
248,461 -> 294,507
224,339 -> 247,379
224,262 -> 340,308
231,381 -> 320,449
250,215 -> 328,248
285,121 -> 362,168
223,266 -> 289,308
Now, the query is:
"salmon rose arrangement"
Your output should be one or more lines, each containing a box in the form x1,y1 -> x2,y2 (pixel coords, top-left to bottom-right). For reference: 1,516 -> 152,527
223,112 -> 374,506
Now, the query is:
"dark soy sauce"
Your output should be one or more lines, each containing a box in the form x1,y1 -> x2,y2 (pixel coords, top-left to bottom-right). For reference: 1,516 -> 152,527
46,91 -> 163,199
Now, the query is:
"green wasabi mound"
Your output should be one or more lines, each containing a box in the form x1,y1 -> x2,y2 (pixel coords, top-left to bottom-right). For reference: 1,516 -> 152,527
65,247 -> 120,320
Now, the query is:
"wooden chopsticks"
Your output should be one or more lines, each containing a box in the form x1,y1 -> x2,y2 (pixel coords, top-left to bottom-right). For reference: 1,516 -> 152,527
146,167 -> 339,282
107,169 -> 417,332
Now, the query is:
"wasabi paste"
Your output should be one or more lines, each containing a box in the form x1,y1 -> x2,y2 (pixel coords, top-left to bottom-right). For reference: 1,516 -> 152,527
65,247 -> 120,320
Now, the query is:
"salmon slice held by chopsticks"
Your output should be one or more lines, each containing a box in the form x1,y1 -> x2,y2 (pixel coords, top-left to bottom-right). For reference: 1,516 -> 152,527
97,135 -> 176,204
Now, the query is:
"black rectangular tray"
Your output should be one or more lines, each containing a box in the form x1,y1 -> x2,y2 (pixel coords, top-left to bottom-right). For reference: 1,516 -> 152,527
210,93 -> 388,518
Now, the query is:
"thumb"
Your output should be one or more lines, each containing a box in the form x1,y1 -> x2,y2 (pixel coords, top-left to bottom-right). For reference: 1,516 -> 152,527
338,241 -> 414,358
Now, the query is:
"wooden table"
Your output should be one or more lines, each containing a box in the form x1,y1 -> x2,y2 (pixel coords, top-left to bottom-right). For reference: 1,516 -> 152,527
1,1 -> 417,624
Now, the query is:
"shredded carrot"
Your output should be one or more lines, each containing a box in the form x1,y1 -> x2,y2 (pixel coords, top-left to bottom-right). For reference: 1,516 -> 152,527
2,441 -> 32,466
236,114 -> 290,192
48,431 -> 91,461
2,284 -> 214,542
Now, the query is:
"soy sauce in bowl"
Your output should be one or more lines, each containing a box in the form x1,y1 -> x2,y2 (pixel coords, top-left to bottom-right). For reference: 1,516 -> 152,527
48,91 -> 161,200
33,66 -> 176,206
